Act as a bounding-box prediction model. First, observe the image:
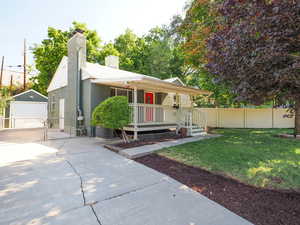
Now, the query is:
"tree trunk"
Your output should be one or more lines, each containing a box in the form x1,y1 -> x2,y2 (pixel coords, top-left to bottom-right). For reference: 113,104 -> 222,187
121,129 -> 129,143
294,100 -> 300,136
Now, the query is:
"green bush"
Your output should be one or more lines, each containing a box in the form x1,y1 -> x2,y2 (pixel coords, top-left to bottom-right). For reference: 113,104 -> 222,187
91,96 -> 131,129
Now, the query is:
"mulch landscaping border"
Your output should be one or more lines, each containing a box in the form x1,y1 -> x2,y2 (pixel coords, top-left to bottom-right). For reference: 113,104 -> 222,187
135,154 -> 300,225
103,133 -> 187,151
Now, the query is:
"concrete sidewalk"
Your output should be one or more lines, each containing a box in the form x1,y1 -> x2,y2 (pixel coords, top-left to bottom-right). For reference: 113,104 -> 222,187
120,134 -> 221,159
0,137 -> 253,225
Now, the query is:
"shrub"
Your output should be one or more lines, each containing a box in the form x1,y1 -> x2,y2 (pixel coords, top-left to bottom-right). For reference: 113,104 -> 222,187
91,96 -> 131,142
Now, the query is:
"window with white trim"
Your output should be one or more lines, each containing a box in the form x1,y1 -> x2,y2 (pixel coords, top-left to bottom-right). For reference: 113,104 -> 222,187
110,88 -> 133,103
50,95 -> 56,112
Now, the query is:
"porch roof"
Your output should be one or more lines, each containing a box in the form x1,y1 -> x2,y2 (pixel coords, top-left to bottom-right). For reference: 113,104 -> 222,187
84,63 -> 210,96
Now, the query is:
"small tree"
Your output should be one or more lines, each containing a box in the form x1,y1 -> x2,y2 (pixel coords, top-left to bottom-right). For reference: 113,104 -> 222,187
91,96 -> 131,142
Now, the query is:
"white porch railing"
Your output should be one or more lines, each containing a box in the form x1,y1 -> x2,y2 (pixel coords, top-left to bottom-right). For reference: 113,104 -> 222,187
129,103 -> 177,124
129,104 -> 207,131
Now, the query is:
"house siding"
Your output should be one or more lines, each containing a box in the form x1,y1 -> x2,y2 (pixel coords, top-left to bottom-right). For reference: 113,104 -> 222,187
90,83 -> 113,138
162,93 -> 192,107
48,87 -> 67,129
48,81 -> 114,138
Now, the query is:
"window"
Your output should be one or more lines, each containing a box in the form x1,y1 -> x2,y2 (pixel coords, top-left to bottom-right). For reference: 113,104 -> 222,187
155,93 -> 165,105
50,95 -> 56,112
117,89 -> 127,97
110,88 -> 133,103
128,91 -> 133,103
110,88 -> 116,97
173,94 -> 180,106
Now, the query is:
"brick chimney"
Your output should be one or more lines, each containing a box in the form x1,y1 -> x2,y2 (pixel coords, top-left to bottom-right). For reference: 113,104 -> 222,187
65,32 -> 87,135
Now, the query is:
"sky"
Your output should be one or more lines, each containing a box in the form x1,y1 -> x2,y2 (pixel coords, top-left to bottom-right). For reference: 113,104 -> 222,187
0,0 -> 187,70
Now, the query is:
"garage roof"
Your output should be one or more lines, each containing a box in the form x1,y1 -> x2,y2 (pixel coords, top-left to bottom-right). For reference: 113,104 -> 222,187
13,89 -> 48,102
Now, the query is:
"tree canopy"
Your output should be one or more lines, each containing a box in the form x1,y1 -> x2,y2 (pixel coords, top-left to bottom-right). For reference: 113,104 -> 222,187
178,0 -> 237,107
32,23 -> 187,95
206,0 -> 300,132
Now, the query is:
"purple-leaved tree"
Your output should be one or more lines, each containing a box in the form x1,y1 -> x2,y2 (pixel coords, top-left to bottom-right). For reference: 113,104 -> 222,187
206,0 -> 300,134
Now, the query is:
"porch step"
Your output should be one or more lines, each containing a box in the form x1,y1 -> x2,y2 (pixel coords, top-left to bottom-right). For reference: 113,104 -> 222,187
191,131 -> 205,136
182,125 -> 199,129
192,128 -> 203,132
190,125 -> 205,136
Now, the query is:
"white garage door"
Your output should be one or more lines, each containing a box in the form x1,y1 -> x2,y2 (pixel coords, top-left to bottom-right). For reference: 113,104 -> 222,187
10,101 -> 48,128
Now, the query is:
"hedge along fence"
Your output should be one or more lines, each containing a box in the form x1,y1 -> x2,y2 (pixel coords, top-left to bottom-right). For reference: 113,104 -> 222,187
197,108 -> 294,129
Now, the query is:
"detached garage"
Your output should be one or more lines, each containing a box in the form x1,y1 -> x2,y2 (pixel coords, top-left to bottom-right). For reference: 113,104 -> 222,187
6,89 -> 48,128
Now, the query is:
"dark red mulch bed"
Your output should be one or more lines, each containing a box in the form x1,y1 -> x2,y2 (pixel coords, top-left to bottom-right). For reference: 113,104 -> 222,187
115,135 -> 185,149
135,154 -> 300,225
115,138 -> 179,149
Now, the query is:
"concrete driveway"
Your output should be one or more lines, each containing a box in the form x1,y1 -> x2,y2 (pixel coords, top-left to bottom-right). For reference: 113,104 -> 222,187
0,137 -> 253,225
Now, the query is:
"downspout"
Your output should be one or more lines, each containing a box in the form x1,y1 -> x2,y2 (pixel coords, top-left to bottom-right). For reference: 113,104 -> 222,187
76,48 -> 84,132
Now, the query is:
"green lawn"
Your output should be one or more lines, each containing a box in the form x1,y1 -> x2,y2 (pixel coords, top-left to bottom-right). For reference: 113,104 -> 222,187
158,129 -> 300,190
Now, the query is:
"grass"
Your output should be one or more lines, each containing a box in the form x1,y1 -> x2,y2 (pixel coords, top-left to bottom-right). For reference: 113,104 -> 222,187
158,129 -> 300,190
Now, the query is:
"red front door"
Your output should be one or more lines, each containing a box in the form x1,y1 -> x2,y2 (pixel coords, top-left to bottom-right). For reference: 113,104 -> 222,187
145,92 -> 154,104
145,92 -> 154,121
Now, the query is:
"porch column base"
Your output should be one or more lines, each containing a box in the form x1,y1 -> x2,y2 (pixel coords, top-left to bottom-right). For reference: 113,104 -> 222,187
134,130 -> 138,140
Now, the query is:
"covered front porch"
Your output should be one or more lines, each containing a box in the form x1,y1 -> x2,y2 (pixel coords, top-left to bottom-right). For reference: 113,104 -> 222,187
90,74 -> 210,139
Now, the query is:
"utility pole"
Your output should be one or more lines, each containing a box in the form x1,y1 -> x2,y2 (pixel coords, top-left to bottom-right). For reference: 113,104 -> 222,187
10,74 -> 13,93
0,56 -> 4,89
23,39 -> 27,90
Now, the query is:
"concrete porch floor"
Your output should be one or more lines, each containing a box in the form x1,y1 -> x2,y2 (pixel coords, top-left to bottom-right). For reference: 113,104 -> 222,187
0,137 -> 253,225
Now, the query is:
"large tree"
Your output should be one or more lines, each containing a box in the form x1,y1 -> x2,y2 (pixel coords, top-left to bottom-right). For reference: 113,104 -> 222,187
178,0 -> 236,106
206,0 -> 300,132
112,27 -> 187,81
113,29 -> 141,72
32,22 -> 191,94
32,22 -> 102,95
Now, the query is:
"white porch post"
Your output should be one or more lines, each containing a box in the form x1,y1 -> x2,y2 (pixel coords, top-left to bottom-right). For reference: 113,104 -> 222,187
133,87 -> 138,140
189,94 -> 195,136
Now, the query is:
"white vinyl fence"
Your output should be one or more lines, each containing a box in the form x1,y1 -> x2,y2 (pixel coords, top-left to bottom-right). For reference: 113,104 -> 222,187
0,116 -> 4,129
197,108 -> 294,128
0,117 -> 47,129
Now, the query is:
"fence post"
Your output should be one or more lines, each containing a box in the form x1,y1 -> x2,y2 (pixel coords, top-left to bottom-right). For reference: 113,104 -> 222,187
244,108 -> 246,128
272,107 -> 274,128
216,108 -> 219,128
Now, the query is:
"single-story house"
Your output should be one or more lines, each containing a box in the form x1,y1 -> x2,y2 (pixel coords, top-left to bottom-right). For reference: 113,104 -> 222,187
47,31 -> 210,139
4,89 -> 48,128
